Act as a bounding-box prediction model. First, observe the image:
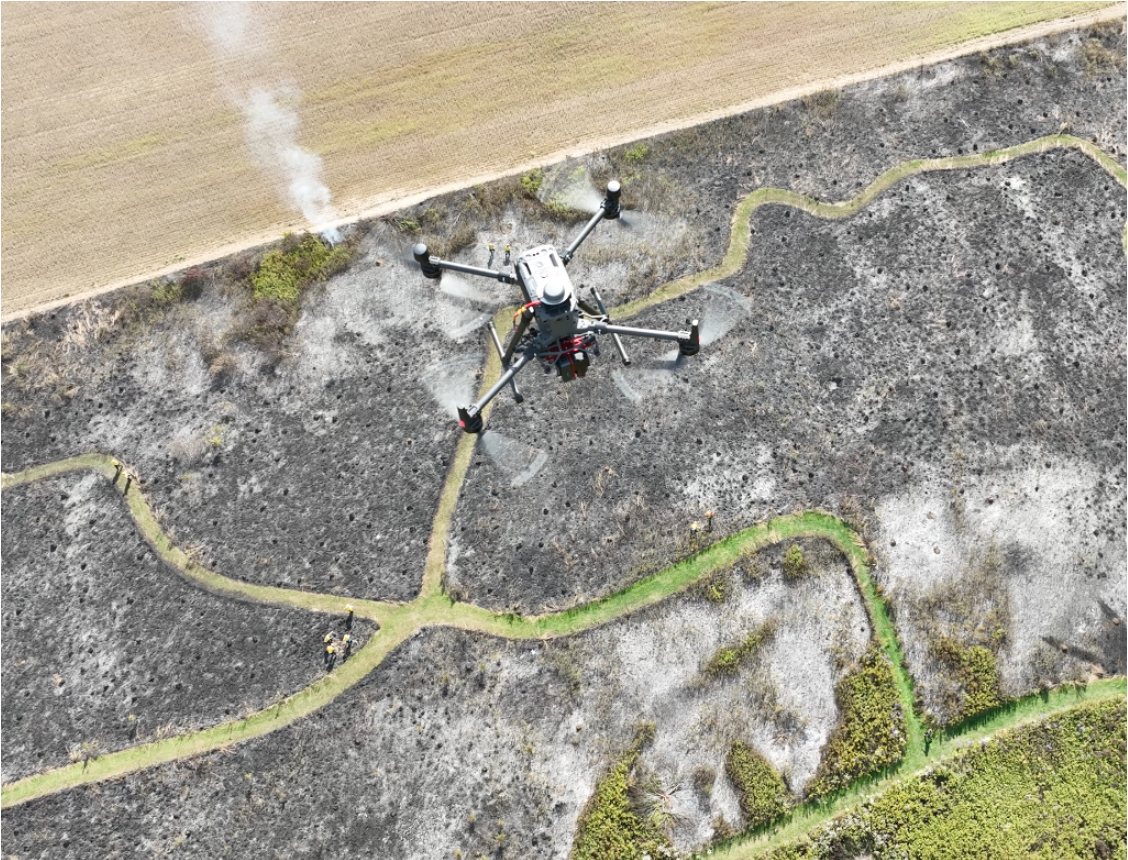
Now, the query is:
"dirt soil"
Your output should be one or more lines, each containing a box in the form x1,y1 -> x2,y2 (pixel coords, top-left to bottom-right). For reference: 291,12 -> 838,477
1,23 -> 1125,859
0,472 -> 374,783
2,2 -> 1119,317
0,539 -> 869,859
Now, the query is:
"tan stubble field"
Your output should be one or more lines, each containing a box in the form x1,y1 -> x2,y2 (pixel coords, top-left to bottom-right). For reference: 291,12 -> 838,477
2,1 -> 1122,319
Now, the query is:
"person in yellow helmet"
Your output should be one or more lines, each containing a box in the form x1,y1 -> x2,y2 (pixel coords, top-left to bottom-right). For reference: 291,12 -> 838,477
324,632 -> 335,645
345,604 -> 354,630
342,633 -> 353,659
325,643 -> 337,669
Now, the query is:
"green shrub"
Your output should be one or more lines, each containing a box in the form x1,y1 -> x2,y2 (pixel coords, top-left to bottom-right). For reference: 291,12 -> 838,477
725,741 -> 790,828
249,233 -> 353,304
807,647 -> 907,798
692,567 -> 731,603
571,724 -> 669,860
768,699 -> 1126,860
624,142 -> 650,163
520,169 -> 544,197
704,620 -> 776,678
933,638 -> 1004,723
781,544 -> 807,581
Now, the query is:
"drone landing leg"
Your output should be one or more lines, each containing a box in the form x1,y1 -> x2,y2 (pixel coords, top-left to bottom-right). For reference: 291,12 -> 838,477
590,286 -> 630,366
487,321 -> 523,403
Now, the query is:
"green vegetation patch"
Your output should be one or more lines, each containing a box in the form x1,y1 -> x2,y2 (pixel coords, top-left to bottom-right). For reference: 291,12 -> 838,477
571,723 -> 671,860
933,638 -> 1005,724
781,544 -> 808,581
250,233 -> 353,304
623,142 -> 650,163
807,646 -> 906,798
704,620 -> 776,678
725,741 -> 791,829
692,565 -> 733,603
767,698 -> 1127,860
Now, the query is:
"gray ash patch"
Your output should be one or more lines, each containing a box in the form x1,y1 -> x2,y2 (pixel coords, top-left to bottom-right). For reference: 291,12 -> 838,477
1,473 -> 373,782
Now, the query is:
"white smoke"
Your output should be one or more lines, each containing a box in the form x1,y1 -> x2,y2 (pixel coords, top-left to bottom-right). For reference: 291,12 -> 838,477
193,2 -> 342,243
243,87 -> 342,243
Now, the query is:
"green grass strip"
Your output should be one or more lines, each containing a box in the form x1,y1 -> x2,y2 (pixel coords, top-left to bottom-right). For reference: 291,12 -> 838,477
0,609 -> 418,809
614,134 -> 1126,322
2,454 -> 398,620
712,682 -> 1127,860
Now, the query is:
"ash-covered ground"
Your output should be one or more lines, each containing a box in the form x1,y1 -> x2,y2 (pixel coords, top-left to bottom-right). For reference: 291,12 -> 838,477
1,22 -> 1125,858
0,539 -> 867,858
1,472 -> 373,783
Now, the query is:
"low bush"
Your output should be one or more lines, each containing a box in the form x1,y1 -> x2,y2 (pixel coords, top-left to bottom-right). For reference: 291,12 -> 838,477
571,723 -> 669,860
725,741 -> 790,828
704,620 -> 776,678
767,699 -> 1126,859
806,646 -> 906,798
250,233 -> 353,304
781,544 -> 807,581
932,638 -> 1004,723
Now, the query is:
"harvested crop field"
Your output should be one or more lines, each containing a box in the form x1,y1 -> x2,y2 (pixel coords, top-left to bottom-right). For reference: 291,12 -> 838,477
1,1 -> 1120,317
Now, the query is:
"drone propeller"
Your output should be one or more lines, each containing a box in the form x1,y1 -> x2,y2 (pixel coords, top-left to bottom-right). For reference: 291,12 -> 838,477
612,284 -> 750,404
479,428 -> 548,488
422,353 -> 483,417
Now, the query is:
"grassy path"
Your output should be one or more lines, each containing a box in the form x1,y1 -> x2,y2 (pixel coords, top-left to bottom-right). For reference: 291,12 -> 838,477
3,133 -> 1125,826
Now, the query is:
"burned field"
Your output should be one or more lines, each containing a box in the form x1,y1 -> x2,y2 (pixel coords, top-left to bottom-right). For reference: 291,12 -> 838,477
0,471 -> 374,783
1,539 -> 870,859
450,26 -> 1126,726
2,22 -> 1125,860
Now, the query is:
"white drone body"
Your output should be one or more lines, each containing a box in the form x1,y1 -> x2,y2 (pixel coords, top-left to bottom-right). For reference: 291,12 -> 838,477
413,181 -> 700,433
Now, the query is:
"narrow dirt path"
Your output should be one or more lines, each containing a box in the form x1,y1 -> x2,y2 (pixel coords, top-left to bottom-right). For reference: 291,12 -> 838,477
3,136 -> 1124,839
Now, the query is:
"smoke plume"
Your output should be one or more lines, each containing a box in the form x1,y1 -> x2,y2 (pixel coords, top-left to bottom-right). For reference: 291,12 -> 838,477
193,2 -> 342,243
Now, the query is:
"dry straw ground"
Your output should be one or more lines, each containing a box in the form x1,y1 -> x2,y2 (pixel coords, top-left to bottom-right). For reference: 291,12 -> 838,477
1,1 -> 1120,318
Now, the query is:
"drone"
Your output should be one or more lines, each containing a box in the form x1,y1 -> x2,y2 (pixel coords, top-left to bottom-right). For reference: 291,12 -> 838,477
412,180 -> 700,433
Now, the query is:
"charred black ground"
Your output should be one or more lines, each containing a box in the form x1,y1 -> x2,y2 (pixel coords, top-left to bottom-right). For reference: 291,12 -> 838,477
2,22 -> 1124,859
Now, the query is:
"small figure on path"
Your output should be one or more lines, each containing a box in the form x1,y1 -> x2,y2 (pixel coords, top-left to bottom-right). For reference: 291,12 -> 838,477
111,459 -> 122,482
325,643 -> 336,670
342,633 -> 353,659
487,243 -> 495,267
503,244 -> 511,266
705,511 -> 714,532
345,604 -> 354,630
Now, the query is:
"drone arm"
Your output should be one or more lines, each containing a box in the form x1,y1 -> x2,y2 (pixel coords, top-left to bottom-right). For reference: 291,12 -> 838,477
590,285 -> 630,366
588,318 -> 701,355
502,307 -> 534,365
561,208 -> 606,263
413,244 -> 516,284
487,320 -> 524,403
457,348 -> 536,432
561,180 -> 622,263
590,322 -> 686,343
